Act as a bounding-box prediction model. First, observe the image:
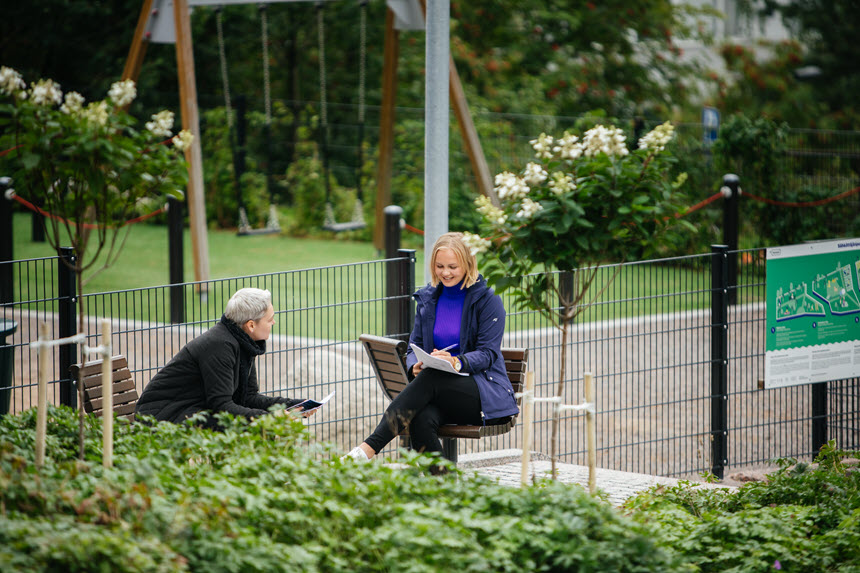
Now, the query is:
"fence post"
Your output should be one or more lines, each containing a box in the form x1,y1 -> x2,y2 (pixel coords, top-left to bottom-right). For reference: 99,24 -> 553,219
58,247 -> 77,408
391,240 -> 416,454
722,174 -> 740,305
0,177 -> 12,305
710,244 -> 729,479
168,196 -> 185,324
384,205 -> 403,337
811,382 -> 827,457
395,248 -> 416,339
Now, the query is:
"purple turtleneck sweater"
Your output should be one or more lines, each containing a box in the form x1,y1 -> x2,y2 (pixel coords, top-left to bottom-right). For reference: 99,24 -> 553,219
433,282 -> 466,355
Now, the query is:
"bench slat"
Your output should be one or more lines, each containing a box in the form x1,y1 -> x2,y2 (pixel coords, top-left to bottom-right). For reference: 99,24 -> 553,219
79,369 -> 134,390
84,393 -> 137,416
83,378 -> 136,400
72,356 -> 129,378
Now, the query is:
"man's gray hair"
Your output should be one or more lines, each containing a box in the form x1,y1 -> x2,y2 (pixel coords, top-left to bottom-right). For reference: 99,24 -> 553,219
224,288 -> 272,324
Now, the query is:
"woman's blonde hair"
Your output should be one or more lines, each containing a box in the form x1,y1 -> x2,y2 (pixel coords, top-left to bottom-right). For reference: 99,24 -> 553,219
429,232 -> 479,289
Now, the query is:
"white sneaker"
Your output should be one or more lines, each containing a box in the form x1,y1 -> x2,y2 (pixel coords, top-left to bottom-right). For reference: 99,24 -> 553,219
341,446 -> 371,462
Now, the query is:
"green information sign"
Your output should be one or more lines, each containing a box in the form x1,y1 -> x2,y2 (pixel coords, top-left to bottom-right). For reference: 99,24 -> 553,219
765,238 -> 860,389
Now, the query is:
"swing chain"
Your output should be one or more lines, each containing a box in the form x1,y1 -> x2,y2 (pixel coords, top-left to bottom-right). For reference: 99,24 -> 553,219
355,0 -> 368,201
358,0 -> 367,124
317,3 -> 327,130
259,3 -> 272,125
216,7 -> 233,129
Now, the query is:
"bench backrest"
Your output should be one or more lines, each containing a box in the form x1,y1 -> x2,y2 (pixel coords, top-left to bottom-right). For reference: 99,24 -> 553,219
69,355 -> 139,421
359,334 -> 528,405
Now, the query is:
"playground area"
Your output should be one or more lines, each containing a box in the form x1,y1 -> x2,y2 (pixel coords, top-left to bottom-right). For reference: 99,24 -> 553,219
3,247 -> 857,481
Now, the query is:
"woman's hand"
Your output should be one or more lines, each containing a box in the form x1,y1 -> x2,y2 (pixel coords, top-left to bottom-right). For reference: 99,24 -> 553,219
430,349 -> 458,370
412,362 -> 424,376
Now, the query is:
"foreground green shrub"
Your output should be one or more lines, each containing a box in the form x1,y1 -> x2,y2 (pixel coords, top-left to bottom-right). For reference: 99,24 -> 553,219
1,406 -> 680,572
626,441 -> 860,572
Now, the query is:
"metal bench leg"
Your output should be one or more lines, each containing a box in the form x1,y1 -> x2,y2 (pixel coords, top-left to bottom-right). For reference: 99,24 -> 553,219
398,435 -> 411,451
441,437 -> 458,463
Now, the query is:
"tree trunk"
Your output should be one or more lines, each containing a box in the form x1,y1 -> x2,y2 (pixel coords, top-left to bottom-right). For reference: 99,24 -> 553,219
77,268 -> 85,460
550,310 -> 569,480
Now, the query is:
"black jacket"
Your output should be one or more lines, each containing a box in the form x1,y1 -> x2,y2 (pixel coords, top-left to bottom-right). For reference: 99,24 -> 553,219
135,320 -> 300,424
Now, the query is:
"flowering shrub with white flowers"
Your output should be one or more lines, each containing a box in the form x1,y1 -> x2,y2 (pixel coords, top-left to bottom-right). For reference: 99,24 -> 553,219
0,66 -> 191,285
0,67 -> 191,236
466,121 -> 688,273
465,121 -> 692,478
0,67 -> 193,455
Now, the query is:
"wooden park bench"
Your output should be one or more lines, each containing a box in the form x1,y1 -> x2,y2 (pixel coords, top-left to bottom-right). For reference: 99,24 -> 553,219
359,333 -> 528,463
69,355 -> 139,421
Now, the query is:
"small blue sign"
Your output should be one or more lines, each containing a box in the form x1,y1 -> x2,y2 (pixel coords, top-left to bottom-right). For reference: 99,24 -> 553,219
702,106 -> 720,145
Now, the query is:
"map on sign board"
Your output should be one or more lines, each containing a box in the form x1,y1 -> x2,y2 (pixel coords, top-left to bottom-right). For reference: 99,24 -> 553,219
765,238 -> 860,388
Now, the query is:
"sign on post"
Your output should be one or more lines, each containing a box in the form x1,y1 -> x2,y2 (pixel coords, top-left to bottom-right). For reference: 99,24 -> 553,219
702,106 -> 720,145
765,238 -> 860,388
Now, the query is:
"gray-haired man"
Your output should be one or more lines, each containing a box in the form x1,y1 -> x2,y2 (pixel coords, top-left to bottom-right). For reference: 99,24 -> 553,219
136,288 -> 307,428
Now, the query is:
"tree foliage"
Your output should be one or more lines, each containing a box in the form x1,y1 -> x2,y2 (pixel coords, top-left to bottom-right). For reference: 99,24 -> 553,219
731,0 -> 860,128
1,1 -> 716,223
0,67 -> 189,292
471,121 -> 691,326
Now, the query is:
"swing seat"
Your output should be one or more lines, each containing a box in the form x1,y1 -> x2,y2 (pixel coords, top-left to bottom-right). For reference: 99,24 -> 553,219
238,227 -> 281,236
322,200 -> 366,233
323,220 -> 366,232
238,205 -> 281,237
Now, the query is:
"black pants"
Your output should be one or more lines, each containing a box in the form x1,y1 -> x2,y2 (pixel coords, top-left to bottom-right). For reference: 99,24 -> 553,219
364,368 -> 483,455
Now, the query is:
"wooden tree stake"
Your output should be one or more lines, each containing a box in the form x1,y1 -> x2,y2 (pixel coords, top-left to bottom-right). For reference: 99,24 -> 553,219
520,371 -> 535,487
100,320 -> 113,468
585,371 -> 596,494
35,322 -> 49,469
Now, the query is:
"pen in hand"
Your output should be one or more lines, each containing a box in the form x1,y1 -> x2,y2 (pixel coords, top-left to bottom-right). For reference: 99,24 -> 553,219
438,343 -> 458,352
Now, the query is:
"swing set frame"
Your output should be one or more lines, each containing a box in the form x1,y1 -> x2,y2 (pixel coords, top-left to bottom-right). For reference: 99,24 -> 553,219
123,0 -> 496,279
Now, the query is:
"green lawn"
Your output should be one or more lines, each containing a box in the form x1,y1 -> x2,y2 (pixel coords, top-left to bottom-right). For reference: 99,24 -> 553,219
11,212 -> 422,292
9,212 -> 427,339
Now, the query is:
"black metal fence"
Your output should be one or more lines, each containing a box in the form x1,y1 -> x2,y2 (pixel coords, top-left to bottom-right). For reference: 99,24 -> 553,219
1,246 -> 858,480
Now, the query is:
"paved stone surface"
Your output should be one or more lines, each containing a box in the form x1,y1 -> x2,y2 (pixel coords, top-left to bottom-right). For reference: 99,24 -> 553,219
463,451 -> 735,506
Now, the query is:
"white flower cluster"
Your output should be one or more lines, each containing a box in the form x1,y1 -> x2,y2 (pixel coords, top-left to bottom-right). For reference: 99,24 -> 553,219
0,66 -> 25,96
553,131 -> 584,161
529,133 -> 554,159
108,79 -> 137,108
523,162 -> 547,186
60,92 -> 85,115
637,121 -> 675,152
582,124 -> 629,158
82,101 -> 109,127
30,79 -> 63,106
548,171 -> 575,196
462,232 -> 491,256
475,195 -> 507,226
146,110 -> 175,138
516,197 -> 543,219
494,171 -> 529,202
172,129 -> 194,151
